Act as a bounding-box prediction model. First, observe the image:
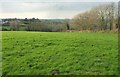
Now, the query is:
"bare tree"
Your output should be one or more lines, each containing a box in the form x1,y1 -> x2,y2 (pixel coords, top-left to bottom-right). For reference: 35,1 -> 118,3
10,20 -> 20,31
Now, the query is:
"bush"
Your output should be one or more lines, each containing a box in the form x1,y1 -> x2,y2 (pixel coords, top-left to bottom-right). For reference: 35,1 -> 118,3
2,26 -> 11,31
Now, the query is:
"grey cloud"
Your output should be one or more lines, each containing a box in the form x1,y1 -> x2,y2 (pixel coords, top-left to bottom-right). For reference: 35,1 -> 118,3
0,2 -> 115,19
0,0 -> 119,2
1,2 -> 107,13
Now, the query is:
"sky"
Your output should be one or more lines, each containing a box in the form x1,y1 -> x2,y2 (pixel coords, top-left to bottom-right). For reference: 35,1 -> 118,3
0,0 -> 119,19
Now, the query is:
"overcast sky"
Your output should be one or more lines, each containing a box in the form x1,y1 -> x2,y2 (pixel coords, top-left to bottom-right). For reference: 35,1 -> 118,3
0,0 -> 119,19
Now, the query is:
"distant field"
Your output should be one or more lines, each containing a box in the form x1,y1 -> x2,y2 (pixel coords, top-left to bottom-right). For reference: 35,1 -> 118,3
2,31 -> 118,75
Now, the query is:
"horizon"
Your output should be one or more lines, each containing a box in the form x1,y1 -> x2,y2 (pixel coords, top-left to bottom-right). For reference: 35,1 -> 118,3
0,18 -> 71,19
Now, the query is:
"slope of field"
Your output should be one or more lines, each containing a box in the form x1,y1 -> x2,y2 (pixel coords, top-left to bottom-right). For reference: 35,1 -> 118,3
2,31 -> 118,75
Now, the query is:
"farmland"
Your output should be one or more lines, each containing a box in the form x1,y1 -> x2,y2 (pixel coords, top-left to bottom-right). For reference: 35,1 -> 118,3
2,31 -> 118,75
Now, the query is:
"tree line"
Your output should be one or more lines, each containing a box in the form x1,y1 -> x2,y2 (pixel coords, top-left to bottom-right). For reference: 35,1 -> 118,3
71,3 -> 118,32
1,2 -> 119,32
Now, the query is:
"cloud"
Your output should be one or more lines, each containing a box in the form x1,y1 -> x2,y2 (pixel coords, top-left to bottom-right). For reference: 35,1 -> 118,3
0,2 -> 117,19
1,2 -> 104,13
0,0 -> 119,2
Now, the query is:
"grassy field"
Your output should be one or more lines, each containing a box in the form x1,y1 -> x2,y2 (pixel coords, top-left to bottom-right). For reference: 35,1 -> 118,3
2,31 -> 118,75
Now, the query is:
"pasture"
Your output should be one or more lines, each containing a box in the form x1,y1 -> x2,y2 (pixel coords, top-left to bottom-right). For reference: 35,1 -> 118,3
2,31 -> 118,75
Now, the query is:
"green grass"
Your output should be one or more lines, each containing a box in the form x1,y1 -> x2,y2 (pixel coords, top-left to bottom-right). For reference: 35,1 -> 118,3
2,31 -> 118,75
0,31 -> 2,76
